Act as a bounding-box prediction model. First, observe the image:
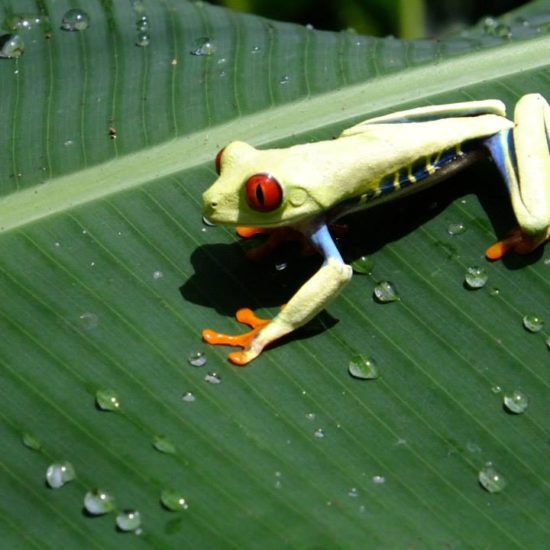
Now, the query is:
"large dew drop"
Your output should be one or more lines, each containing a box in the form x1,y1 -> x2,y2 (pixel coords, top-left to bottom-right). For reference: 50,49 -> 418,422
60,9 -> 89,31
348,355 -> 379,380
96,388 -> 121,411
464,266 -> 488,289
188,350 -> 207,367
478,462 -> 506,493
160,489 -> 189,511
46,462 -> 76,488
351,256 -> 374,274
135,31 -> 150,47
373,281 -> 399,303
503,390 -> 528,414
522,314 -> 544,333
84,489 -> 116,515
0,34 -> 24,58
116,510 -> 142,532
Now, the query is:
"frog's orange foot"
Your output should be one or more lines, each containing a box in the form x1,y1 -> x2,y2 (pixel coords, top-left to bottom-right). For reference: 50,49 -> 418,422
486,227 -> 548,260
202,308 -> 270,366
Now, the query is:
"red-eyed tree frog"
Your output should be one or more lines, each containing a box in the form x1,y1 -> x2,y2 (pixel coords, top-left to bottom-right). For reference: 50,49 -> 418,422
202,94 -> 550,365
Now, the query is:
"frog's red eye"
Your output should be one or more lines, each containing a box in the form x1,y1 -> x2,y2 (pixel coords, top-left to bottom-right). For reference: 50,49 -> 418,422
245,174 -> 283,212
215,147 -> 225,175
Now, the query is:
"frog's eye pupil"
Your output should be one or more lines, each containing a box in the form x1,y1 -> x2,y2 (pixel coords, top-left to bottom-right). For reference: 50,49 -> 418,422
215,147 -> 225,175
245,174 -> 282,212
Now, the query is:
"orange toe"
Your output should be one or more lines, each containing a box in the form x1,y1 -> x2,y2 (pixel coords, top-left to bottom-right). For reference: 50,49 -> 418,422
237,226 -> 268,238
486,227 -> 545,260
202,308 -> 271,365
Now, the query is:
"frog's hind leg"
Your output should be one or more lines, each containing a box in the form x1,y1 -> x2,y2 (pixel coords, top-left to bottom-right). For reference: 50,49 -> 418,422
484,93 -> 550,260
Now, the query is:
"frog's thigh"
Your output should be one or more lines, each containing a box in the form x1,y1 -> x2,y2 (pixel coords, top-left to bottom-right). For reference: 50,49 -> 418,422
512,93 -> 550,233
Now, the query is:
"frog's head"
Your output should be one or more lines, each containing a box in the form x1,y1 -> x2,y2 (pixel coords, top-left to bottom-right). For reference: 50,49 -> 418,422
202,141 -> 324,228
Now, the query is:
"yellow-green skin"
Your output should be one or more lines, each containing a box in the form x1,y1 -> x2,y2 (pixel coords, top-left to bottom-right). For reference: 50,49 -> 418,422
204,100 -> 514,228
202,95 -> 550,364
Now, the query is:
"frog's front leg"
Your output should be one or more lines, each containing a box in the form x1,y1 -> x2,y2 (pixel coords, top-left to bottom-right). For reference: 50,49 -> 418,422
485,93 -> 550,259
202,223 -> 352,365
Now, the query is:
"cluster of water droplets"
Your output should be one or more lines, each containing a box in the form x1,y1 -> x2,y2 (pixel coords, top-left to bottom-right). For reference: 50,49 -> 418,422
131,0 -> 150,48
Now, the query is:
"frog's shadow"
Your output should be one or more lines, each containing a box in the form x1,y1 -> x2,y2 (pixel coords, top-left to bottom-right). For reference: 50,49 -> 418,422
181,162 -> 540,320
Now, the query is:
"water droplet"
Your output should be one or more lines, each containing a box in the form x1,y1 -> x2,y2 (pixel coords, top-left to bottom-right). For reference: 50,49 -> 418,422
160,489 -> 189,511
351,255 -> 374,275
136,15 -> 149,32
64,139 -> 74,147
204,372 -> 221,384
488,286 -> 500,297
279,75 -> 290,85
4,14 -> 46,31
22,432 -> 41,451
466,441 -> 482,453
503,390 -> 528,414
116,510 -> 142,532
46,462 -> 76,489
217,57 -> 227,65
96,388 -> 121,411
274,471 -> 282,489
464,266 -> 488,289
482,17 -> 498,34
182,391 -> 196,402
190,37 -> 216,56
251,45 -> 261,53
305,23 -> 314,30
152,270 -> 164,280
135,31 -> 150,47
188,350 -> 207,367
79,312 -> 98,329
495,23 -> 512,38
348,487 -> 359,498
491,385 -> 502,394
546,336 -> 550,350
447,222 -> 466,236
202,215 -> 215,227
60,9 -> 90,31
372,475 -> 386,485
373,281 -> 399,303
84,489 -> 116,515
523,313 -> 544,333
274,262 -> 287,272
314,428 -> 325,439
348,355 -> 379,380
153,435 -> 176,454
0,34 -> 24,58
305,412 -> 315,421
478,462 -> 506,493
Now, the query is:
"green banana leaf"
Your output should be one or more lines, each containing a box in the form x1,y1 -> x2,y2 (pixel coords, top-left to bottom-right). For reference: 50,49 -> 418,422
1,0 -> 549,547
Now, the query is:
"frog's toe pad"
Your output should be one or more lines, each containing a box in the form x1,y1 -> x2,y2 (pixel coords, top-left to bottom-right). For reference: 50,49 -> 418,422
202,308 -> 271,366
486,227 -> 548,260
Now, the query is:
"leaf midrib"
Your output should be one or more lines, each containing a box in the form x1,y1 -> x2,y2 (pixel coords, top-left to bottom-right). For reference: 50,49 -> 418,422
1,33 -> 549,234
